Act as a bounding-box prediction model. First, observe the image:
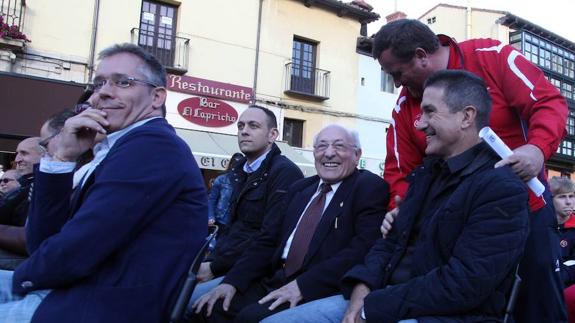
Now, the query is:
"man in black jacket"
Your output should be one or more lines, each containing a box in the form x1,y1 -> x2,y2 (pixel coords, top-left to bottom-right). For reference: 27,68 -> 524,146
192,124 -> 388,323
261,70 -> 530,323
0,137 -> 42,227
187,105 -> 304,308
0,138 -> 42,270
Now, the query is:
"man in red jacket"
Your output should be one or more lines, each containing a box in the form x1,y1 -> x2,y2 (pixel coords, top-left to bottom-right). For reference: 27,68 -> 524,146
378,19 -> 568,322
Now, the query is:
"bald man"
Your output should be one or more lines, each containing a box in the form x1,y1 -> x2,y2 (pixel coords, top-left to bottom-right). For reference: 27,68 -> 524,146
0,138 -> 42,269
15,137 -> 43,177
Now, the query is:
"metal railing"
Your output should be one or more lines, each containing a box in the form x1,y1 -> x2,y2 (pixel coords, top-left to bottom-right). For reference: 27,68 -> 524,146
1,0 -> 25,31
284,62 -> 330,100
130,28 -> 190,73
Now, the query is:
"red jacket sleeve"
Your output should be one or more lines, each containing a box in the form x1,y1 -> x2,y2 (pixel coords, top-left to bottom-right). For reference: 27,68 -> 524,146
383,92 -> 426,209
494,43 -> 567,160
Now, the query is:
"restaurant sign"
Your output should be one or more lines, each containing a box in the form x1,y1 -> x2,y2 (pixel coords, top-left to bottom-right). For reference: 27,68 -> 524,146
168,74 -> 253,104
177,96 -> 238,128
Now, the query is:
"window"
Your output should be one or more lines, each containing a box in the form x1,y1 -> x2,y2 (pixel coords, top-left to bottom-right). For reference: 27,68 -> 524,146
549,76 -> 561,89
138,0 -> 177,67
283,118 -> 304,148
540,48 -> 551,70
290,38 -> 317,95
557,110 -> 575,158
517,32 -> 575,80
559,139 -> 575,157
567,110 -> 575,136
562,82 -> 573,100
381,70 -> 395,93
427,17 -> 436,24
565,58 -> 575,79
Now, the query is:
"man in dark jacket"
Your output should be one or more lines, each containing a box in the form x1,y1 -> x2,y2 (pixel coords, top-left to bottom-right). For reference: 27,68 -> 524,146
191,124 -> 388,323
0,138 -> 42,270
0,137 -> 42,227
0,43 -> 207,323
261,70 -> 530,323
189,105 -> 303,306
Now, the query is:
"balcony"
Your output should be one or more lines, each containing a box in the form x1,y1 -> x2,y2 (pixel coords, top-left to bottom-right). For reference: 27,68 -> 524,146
284,62 -> 330,101
130,28 -> 189,75
0,0 -> 27,52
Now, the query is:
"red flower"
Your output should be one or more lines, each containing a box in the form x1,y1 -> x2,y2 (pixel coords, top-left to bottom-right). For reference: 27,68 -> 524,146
0,15 -> 30,42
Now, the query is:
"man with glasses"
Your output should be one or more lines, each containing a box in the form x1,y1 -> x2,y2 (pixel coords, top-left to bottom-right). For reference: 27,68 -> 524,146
0,43 -> 208,323
0,137 -> 41,270
0,169 -> 27,270
0,110 -> 78,271
191,124 -> 388,323
263,70 -> 530,323
0,170 -> 21,198
0,138 -> 42,229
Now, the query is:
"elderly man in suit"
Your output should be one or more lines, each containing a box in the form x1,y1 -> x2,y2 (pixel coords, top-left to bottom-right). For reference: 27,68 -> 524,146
264,70 -> 530,323
0,43 -> 207,323
191,124 -> 389,323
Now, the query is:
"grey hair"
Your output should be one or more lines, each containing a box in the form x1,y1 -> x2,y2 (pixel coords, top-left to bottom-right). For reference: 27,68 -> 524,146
313,124 -> 362,149
97,43 -> 167,116
98,43 -> 167,87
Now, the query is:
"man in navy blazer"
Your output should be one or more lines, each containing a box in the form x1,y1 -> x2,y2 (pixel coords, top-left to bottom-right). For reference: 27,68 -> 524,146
192,124 -> 389,322
0,43 -> 208,323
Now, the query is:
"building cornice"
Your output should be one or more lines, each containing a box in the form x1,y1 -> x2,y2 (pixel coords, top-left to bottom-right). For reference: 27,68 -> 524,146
498,13 -> 575,52
418,3 -> 506,19
296,0 -> 380,23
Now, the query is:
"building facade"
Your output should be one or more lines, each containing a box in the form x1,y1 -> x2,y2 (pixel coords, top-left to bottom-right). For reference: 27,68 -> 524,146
0,0 -> 396,179
419,4 -> 575,176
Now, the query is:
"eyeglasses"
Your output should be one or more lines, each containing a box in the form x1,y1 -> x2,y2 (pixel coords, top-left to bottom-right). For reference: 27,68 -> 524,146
0,178 -> 16,184
314,141 -> 356,152
88,75 -> 160,92
38,132 -> 60,156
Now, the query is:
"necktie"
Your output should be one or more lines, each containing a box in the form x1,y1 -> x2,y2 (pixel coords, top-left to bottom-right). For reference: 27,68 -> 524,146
284,183 -> 332,277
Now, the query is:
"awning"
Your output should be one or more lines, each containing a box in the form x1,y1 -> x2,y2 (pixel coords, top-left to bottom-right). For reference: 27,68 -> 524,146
175,128 -> 316,176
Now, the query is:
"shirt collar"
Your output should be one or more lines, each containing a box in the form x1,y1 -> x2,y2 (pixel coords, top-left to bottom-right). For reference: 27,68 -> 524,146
445,142 -> 487,175
318,179 -> 342,194
93,117 -> 161,153
243,148 -> 271,173
438,34 -> 465,70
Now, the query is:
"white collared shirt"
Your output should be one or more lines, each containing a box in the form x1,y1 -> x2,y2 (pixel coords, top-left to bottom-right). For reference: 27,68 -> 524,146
281,180 -> 342,259
40,117 -> 161,188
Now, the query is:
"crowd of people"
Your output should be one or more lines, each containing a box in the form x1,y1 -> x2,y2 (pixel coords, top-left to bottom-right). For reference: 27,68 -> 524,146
0,18 -> 573,323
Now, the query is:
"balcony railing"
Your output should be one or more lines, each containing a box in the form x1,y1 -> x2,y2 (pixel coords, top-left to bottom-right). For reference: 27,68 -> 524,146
284,62 -> 330,101
130,28 -> 190,74
1,0 -> 25,29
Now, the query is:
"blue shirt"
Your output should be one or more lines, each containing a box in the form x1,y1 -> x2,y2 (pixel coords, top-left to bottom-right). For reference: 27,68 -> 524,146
41,117 -> 161,188
243,149 -> 271,173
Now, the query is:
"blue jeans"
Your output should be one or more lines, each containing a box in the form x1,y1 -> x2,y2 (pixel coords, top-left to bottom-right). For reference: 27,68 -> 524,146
260,294 -> 419,323
0,270 -> 51,323
261,295 -> 347,323
184,276 -> 224,319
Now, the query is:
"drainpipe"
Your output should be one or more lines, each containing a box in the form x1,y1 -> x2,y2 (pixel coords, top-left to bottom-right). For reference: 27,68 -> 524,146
87,0 -> 101,82
252,0 -> 264,104
466,1 -> 472,40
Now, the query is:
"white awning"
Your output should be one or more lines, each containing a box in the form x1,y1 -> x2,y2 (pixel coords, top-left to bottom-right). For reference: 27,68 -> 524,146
175,128 -> 316,176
